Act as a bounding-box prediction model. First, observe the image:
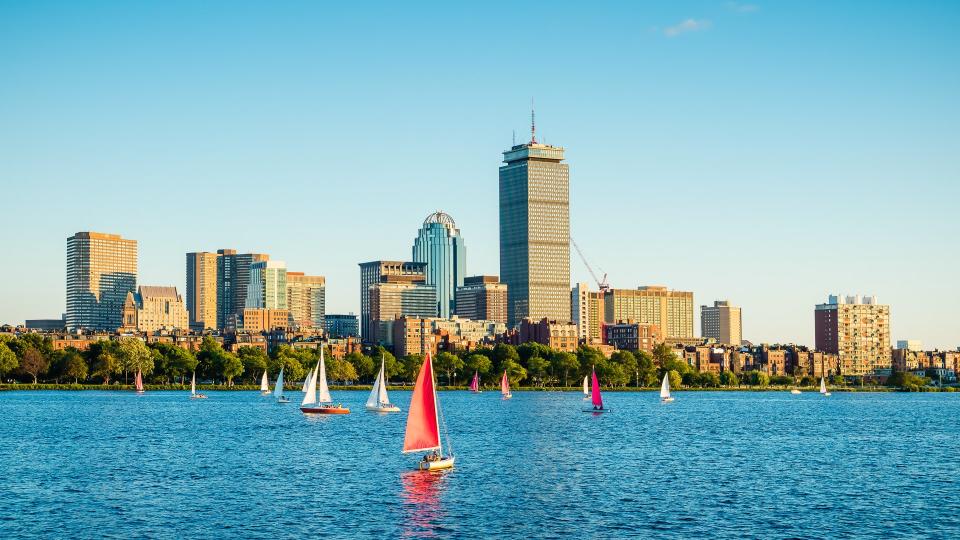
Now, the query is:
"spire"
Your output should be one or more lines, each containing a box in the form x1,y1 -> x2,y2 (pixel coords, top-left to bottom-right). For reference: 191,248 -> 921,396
530,98 -> 537,144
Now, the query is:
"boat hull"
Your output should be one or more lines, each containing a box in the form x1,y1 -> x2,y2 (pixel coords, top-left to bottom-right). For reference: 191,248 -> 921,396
418,456 -> 455,471
582,408 -> 611,413
300,406 -> 350,414
823,392 -> 831,397
502,394 -> 512,400
190,395 -> 207,400
661,397 -> 675,403
366,405 -> 400,412
790,390 -> 802,395
277,397 -> 290,403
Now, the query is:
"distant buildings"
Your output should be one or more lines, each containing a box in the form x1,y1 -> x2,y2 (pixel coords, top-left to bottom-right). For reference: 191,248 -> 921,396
604,286 -> 694,339
245,260 -> 287,310
815,294 -> 891,376
571,282 -> 604,344
701,300 -> 742,345
392,316 -> 504,356
358,261 -> 427,341
286,272 -> 325,330
120,286 -> 189,333
516,318 -> 579,352
499,130 -> 570,328
412,211 -> 466,318
324,314 -> 359,338
25,316 -> 66,331
455,276 -> 507,325
368,278 -> 437,344
66,231 -> 138,331
240,308 -> 289,333
185,251 -> 218,331
896,339 -> 923,352
217,250 -> 269,329
603,321 -> 662,354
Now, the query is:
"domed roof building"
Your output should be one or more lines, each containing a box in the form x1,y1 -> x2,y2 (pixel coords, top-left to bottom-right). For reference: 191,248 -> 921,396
412,210 -> 466,318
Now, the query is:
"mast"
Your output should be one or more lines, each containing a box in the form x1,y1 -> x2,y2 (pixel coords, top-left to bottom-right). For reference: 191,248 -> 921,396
433,354 -> 443,456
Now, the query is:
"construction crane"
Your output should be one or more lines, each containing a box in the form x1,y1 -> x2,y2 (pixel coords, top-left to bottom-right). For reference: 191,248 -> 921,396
571,238 -> 610,292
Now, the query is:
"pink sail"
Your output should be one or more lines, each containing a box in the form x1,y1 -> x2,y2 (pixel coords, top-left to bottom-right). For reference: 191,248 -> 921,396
402,353 -> 441,453
501,371 -> 510,396
135,370 -> 144,392
470,371 -> 479,392
591,369 -> 603,408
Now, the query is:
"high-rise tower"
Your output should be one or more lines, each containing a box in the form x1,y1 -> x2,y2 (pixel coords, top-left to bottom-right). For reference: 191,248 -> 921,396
66,231 -> 138,331
412,211 -> 466,318
499,113 -> 570,327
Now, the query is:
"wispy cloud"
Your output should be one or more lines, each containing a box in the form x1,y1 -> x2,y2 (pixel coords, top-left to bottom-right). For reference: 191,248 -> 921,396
663,19 -> 712,37
725,2 -> 759,13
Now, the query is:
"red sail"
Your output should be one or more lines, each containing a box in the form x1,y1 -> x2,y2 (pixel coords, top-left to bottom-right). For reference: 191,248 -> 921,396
501,371 -> 510,395
470,371 -> 479,392
403,353 -> 440,453
591,369 -> 603,408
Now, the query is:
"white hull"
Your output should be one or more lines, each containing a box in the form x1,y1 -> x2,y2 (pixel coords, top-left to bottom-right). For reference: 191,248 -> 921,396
366,404 -> 401,413
823,392 -> 831,397
277,397 -> 290,403
661,397 -> 675,403
790,389 -> 802,395
418,456 -> 455,471
502,394 -> 512,400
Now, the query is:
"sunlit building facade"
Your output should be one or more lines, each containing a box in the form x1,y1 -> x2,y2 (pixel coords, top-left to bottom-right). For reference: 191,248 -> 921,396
245,260 -> 287,310
412,211 -> 466,318
66,231 -> 138,331
186,251 -> 218,331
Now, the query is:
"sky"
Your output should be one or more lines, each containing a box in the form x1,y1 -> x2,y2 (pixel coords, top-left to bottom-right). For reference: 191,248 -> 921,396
1,1 -> 958,348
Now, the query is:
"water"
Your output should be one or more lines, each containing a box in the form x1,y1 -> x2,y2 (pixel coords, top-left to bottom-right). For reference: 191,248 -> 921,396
2,390 -> 959,539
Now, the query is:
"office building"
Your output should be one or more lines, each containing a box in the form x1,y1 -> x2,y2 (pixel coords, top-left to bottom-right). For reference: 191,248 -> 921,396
66,231 -> 138,331
455,276 -> 507,325
896,339 -> 923,352
517,318 -> 579,352
701,300 -> 742,345
412,211 -> 466,318
499,123 -> 570,327
392,316 -> 505,357
815,294 -> 891,376
604,286 -> 694,339
286,272 -> 326,330
571,282 -> 605,344
358,261 -> 427,341
325,314 -> 359,338
240,308 -> 290,333
368,279 -> 437,344
186,252 -> 218,331
217,250 -> 269,329
120,286 -> 189,333
245,260 -> 287,310
603,321 -> 662,354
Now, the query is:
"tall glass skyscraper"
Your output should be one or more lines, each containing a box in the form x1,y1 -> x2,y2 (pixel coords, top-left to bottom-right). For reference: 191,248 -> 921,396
66,231 -> 138,331
412,211 -> 466,318
499,132 -> 570,328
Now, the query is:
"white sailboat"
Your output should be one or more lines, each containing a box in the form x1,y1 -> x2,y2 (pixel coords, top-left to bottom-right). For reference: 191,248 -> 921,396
582,374 -> 590,400
190,371 -> 207,399
366,357 -> 400,412
260,371 -> 271,395
301,368 -> 313,393
820,376 -> 831,397
300,349 -> 349,414
275,367 -> 289,403
660,373 -> 675,403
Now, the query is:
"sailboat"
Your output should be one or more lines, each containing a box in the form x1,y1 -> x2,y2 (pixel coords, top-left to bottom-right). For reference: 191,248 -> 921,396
500,370 -> 512,399
260,371 -> 271,395
134,369 -> 145,394
582,367 -> 609,412
366,357 -> 400,412
820,376 -> 831,397
190,371 -> 207,399
301,368 -> 313,393
790,382 -> 802,395
469,371 -> 481,393
300,349 -> 350,414
403,352 -> 455,471
582,374 -> 590,400
660,373 -> 675,403
275,366 -> 290,403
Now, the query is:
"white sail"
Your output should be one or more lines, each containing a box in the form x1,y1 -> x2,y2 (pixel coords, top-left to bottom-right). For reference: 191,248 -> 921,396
301,369 -> 312,392
317,349 -> 332,403
377,359 -> 390,405
260,371 -> 269,392
582,375 -> 589,395
301,364 -> 318,406
820,376 -> 827,394
191,372 -> 196,396
274,367 -> 285,398
366,365 -> 381,408
660,373 -> 671,399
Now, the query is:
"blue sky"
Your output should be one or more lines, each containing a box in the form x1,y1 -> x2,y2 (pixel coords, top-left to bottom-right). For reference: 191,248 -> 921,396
1,1 -> 958,348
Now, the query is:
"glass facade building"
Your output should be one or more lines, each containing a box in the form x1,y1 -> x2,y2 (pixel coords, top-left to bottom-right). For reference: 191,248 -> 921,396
217,249 -> 269,329
245,260 -> 287,310
411,211 -> 466,319
499,142 -> 571,327
324,314 -> 359,338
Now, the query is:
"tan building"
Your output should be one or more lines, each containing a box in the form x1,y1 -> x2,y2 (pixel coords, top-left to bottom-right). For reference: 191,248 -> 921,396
368,279 -> 437,344
241,308 -> 290,333
603,321 -> 662,354
572,282 -> 605,344
66,231 -> 138,331
359,261 -> 427,341
186,252 -> 218,331
286,272 -> 326,331
121,286 -> 189,333
815,294 -> 891,376
604,286 -> 694,339
701,300 -> 742,345
455,276 -> 508,325
517,318 -> 579,352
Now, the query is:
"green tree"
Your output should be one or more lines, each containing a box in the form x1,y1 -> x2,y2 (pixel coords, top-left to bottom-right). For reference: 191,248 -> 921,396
719,371 -> 739,387
492,344 -> 519,372
403,354 -> 424,382
668,369 -> 682,391
63,353 -> 89,383
517,342 -> 552,364
577,346 -> 606,378
526,355 -> 551,387
197,336 -> 226,380
501,358 -> 527,387
550,351 -> 579,387
238,346 -> 269,382
270,346 -> 306,383
118,338 -> 154,379
220,352 -> 244,385
755,372 -> 770,387
346,352 -> 375,382
700,371 -> 720,388
464,353 -> 493,383
434,352 -> 464,385
91,351 -> 120,384
605,362 -> 630,387
20,347 -> 48,383
652,342 -> 677,368
0,341 -> 17,380
327,356 -> 358,384
611,351 -> 638,387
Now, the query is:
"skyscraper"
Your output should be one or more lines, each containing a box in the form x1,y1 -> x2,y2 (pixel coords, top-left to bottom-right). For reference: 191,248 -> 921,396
245,260 -> 287,310
358,260 -> 427,341
455,276 -> 508,325
216,249 -> 268,329
701,300 -> 742,345
286,271 -> 326,330
815,294 -> 891,375
604,286 -> 695,339
66,231 -> 138,331
412,211 -> 466,318
186,252 -> 218,331
499,116 -> 570,327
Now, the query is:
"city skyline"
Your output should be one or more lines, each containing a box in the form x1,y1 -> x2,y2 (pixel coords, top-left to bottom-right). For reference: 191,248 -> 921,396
1,2 -> 958,348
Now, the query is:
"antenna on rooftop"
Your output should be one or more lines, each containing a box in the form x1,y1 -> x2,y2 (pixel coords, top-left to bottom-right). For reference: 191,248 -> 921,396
530,97 -> 537,144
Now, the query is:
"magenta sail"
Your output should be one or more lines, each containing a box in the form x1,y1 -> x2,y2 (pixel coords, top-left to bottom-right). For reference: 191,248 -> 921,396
470,371 -> 479,392
591,369 -> 603,408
